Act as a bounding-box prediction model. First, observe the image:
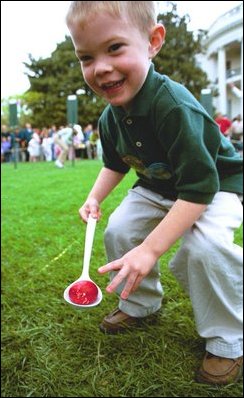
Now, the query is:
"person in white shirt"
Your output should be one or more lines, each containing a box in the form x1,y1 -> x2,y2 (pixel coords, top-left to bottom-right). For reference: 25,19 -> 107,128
230,114 -> 243,154
229,83 -> 243,99
27,131 -> 41,162
54,124 -> 83,168
42,129 -> 53,162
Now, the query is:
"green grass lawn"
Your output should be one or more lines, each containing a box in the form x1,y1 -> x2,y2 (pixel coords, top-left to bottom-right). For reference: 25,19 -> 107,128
1,160 -> 243,397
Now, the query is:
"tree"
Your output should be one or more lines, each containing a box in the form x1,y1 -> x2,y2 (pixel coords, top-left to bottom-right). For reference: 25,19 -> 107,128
1,95 -> 34,128
155,3 -> 209,99
23,37 -> 106,128
22,3 -> 209,128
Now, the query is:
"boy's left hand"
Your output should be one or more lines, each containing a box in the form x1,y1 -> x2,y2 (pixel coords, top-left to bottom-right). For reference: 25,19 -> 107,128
98,243 -> 158,300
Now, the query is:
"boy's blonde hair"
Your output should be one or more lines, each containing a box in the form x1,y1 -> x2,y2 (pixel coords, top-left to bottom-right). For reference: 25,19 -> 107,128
66,1 -> 157,34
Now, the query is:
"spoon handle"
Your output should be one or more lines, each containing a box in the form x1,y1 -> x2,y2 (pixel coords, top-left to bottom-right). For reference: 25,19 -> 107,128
81,215 -> 97,279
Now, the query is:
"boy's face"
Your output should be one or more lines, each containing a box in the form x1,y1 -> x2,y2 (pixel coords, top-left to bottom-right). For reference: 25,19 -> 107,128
69,12 -> 155,110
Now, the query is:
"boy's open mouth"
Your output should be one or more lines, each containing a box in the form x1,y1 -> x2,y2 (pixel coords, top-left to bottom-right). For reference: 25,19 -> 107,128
101,78 -> 125,92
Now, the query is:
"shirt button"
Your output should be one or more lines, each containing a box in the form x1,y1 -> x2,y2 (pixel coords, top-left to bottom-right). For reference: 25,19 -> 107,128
136,141 -> 142,147
126,118 -> 133,125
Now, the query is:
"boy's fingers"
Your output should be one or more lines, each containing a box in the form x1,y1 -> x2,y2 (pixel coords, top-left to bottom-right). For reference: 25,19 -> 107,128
98,260 -> 122,274
78,207 -> 89,222
120,274 -> 138,299
90,205 -> 99,219
106,269 -> 128,293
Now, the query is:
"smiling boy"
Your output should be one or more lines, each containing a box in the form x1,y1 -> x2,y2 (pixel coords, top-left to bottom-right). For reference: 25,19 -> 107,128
66,1 -> 243,385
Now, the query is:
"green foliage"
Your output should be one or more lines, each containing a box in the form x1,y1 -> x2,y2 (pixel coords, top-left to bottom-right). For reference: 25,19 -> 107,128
1,94 -> 34,128
1,161 -> 243,397
155,3 -> 209,99
1,99 -> 9,125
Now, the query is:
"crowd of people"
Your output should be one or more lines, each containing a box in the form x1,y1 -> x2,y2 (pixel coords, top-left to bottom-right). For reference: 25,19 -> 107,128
214,112 -> 243,154
1,122 -> 103,165
2,114 -> 242,164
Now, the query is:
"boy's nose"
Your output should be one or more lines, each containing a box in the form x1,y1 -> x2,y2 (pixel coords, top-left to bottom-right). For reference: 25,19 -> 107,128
94,60 -> 113,76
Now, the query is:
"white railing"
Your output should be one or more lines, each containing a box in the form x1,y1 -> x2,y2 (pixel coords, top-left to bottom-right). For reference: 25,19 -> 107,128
208,4 -> 243,38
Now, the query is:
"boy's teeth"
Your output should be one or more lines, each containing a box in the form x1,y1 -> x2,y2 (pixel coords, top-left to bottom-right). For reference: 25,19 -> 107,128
104,80 -> 123,88
106,82 -> 117,87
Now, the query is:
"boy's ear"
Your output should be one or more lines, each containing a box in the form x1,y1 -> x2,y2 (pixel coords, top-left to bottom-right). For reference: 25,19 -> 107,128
148,24 -> 166,59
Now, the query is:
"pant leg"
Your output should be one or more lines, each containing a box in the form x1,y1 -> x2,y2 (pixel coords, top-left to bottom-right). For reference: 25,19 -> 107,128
104,186 -> 175,317
169,192 -> 243,358
86,142 -> 93,159
54,136 -> 68,163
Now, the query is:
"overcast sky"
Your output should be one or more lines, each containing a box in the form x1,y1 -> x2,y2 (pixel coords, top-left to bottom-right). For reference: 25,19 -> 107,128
1,1 -> 242,99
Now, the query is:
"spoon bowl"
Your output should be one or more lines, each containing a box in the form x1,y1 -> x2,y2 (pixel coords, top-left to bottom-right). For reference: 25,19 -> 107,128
63,278 -> 103,309
63,216 -> 103,309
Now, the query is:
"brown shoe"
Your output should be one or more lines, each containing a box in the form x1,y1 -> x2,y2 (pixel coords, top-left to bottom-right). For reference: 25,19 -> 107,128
99,308 -> 158,334
196,352 -> 243,385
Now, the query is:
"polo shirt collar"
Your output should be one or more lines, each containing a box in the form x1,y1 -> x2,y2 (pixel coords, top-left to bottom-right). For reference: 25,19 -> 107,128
110,62 -> 159,122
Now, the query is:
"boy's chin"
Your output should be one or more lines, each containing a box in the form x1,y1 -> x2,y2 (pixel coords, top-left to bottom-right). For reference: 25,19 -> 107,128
107,98 -> 131,109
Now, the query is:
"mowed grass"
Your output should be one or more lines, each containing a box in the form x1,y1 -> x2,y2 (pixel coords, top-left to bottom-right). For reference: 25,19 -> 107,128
1,160 -> 243,398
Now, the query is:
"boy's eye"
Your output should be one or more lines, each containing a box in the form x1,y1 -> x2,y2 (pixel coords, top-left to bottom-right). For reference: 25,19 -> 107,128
78,55 -> 92,63
109,43 -> 124,53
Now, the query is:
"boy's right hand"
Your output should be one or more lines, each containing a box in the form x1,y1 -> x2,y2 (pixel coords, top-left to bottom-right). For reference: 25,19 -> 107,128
79,197 -> 101,223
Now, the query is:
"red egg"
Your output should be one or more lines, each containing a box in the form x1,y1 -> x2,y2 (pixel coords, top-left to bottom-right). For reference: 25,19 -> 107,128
69,280 -> 99,305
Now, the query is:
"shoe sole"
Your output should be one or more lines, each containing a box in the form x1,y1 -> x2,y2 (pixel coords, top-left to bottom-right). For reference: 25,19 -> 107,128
196,363 -> 243,385
99,311 -> 161,335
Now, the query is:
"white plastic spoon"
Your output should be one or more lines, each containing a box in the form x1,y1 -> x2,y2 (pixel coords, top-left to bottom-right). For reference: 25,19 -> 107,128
63,215 -> 102,309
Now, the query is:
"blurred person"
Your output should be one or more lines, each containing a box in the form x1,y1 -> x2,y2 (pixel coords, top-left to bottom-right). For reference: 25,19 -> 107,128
73,125 -> 85,159
89,128 -> 100,159
54,124 -> 82,168
19,123 -> 34,161
230,114 -> 243,154
1,136 -> 11,162
27,130 -> 41,162
1,125 -> 12,162
48,125 -> 58,160
1,124 -> 11,139
83,123 -> 93,159
214,112 -> 232,138
96,129 -> 103,161
41,128 -> 53,161
229,83 -> 243,99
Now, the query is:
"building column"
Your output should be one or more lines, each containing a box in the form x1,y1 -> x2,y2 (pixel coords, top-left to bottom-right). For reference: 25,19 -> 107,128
217,47 -> 227,114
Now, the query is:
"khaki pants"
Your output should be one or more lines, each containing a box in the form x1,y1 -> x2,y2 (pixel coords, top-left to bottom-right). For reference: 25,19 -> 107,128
104,187 -> 243,358
54,136 -> 69,164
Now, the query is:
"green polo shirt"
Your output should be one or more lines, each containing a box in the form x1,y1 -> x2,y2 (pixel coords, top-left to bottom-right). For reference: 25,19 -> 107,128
98,63 -> 243,204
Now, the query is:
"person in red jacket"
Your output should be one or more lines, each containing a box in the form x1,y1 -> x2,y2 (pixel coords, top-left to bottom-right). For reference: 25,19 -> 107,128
214,112 -> 232,137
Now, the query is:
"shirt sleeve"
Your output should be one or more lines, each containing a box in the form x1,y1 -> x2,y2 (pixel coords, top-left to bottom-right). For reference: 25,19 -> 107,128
158,105 -> 221,204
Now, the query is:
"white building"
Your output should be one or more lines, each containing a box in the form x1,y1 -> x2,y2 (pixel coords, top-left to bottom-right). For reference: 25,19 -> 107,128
200,3 -> 243,118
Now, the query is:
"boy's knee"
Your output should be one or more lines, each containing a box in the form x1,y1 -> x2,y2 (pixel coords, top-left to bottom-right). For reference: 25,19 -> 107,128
104,223 -> 117,245
104,214 -> 138,249
104,215 -> 124,246
182,231 -> 216,258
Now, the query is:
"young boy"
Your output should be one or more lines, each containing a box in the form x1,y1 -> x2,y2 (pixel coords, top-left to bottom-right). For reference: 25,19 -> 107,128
66,1 -> 243,385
